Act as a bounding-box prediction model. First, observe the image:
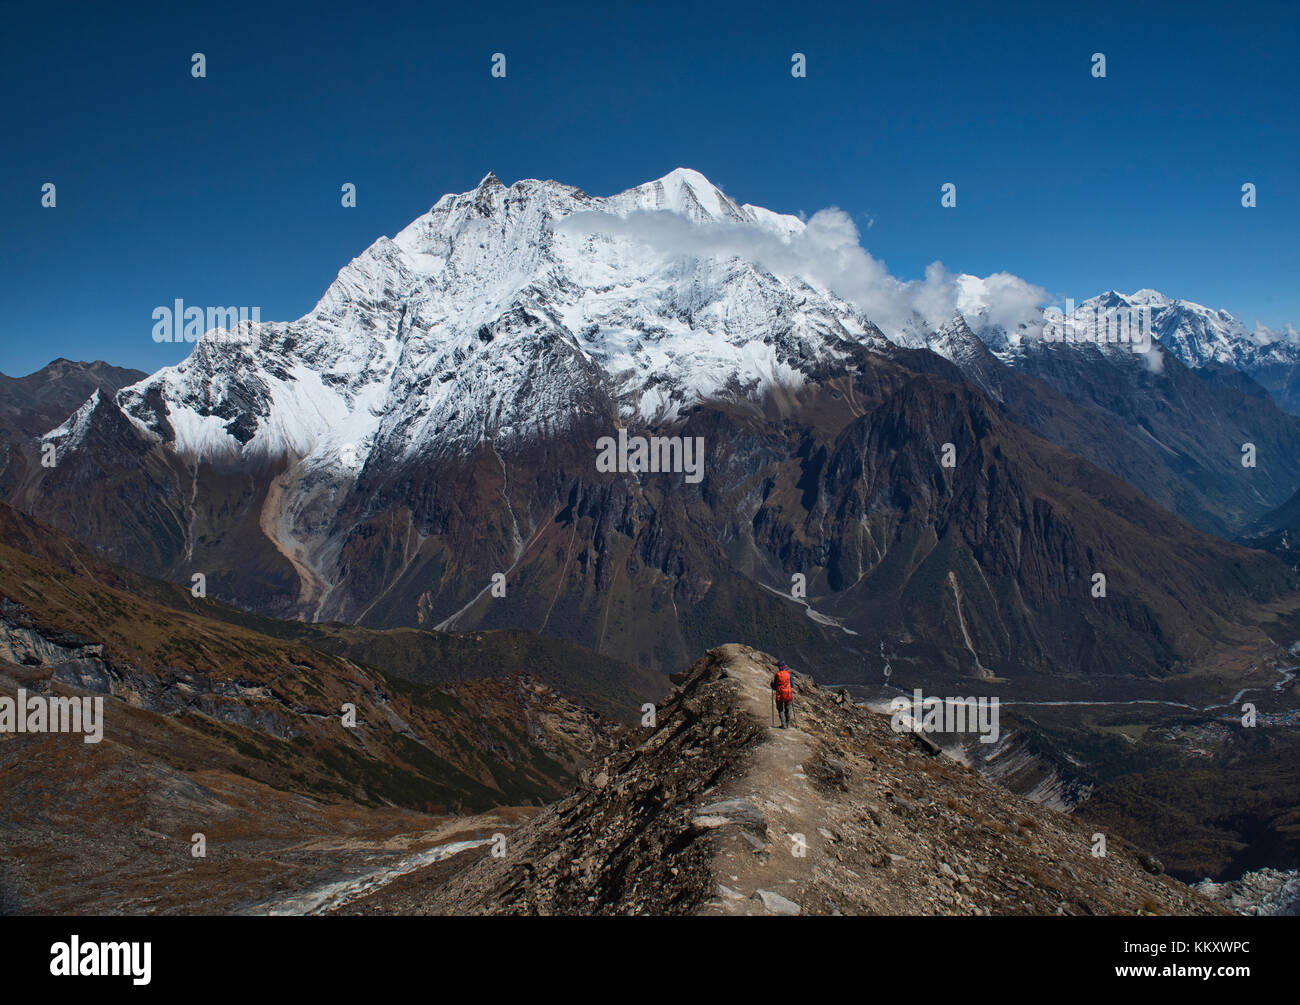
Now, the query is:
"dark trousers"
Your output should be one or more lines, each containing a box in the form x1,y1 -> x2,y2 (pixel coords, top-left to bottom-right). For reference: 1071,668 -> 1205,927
776,699 -> 791,727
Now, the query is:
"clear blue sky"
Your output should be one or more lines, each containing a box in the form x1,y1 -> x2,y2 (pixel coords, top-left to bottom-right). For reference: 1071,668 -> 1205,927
2,0 -> 1296,377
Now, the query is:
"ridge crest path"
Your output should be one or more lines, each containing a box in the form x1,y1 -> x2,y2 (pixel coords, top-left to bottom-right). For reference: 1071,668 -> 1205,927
332,643 -> 1227,917
702,647 -> 821,915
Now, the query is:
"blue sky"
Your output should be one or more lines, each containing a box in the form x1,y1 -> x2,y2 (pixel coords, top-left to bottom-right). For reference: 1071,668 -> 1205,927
2,0 -> 1296,376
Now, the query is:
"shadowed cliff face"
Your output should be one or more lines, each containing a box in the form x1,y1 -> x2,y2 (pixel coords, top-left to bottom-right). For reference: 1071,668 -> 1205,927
13,343 -> 1296,692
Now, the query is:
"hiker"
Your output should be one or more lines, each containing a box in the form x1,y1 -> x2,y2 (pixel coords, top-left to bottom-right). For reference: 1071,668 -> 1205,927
770,660 -> 794,728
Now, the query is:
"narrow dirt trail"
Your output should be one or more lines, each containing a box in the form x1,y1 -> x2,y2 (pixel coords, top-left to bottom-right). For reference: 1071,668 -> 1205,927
702,650 -> 826,915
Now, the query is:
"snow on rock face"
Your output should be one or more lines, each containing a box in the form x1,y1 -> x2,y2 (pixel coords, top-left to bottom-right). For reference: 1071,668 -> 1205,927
98,169 -> 875,470
1076,290 -> 1256,369
70,169 -> 1298,473
44,389 -> 102,457
983,288 -> 1300,372
952,287 -> 1300,401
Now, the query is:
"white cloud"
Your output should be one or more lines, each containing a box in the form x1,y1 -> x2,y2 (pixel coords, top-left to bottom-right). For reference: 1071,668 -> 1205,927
557,207 -> 1047,338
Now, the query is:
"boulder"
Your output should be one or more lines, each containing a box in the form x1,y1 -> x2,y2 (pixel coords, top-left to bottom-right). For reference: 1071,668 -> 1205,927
753,889 -> 801,915
691,798 -> 767,836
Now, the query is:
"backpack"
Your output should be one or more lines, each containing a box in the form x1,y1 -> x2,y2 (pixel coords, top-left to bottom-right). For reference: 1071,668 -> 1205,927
774,668 -> 793,702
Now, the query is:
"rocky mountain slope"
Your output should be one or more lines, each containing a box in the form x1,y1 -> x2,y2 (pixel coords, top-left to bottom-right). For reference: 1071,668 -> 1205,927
0,534 -> 613,812
0,500 -> 663,720
1197,867 -> 1300,916
340,644 -> 1223,916
0,359 -> 145,499
0,503 -> 635,913
0,359 -> 144,439
10,170 -> 1299,686
920,318 -> 1300,539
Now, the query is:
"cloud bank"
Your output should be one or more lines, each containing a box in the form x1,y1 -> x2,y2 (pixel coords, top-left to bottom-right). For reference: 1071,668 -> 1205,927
558,207 -> 1047,337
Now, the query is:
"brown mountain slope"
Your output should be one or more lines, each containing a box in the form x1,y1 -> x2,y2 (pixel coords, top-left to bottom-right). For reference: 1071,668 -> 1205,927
0,503 -> 634,913
0,505 -> 617,817
0,359 -> 149,512
895,323 -> 1300,539
789,376 -> 1297,681
0,500 -> 664,722
317,361 -> 1298,689
0,655 -> 543,915
0,359 -> 146,433
13,344 -> 1297,692
340,644 -> 1222,916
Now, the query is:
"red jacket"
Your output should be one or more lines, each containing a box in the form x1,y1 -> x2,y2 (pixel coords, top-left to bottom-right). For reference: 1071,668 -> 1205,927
771,668 -> 793,702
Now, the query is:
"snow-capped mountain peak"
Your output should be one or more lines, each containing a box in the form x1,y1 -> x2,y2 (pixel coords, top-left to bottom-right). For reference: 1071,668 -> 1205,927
947,286 -> 1300,412
90,171 -> 862,470
1065,289 -> 1296,368
606,167 -> 748,223
51,172 -> 1299,478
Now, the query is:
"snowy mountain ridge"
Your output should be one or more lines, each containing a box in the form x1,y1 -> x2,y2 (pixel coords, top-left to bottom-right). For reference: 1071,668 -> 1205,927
51,169 -> 874,469
45,169 -> 1300,472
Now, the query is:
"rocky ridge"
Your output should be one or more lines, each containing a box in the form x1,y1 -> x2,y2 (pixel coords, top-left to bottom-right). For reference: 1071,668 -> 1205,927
341,644 -> 1224,916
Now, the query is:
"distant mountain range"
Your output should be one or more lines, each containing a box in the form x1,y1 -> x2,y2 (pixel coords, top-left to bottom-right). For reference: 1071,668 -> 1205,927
4,168 -> 1299,688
